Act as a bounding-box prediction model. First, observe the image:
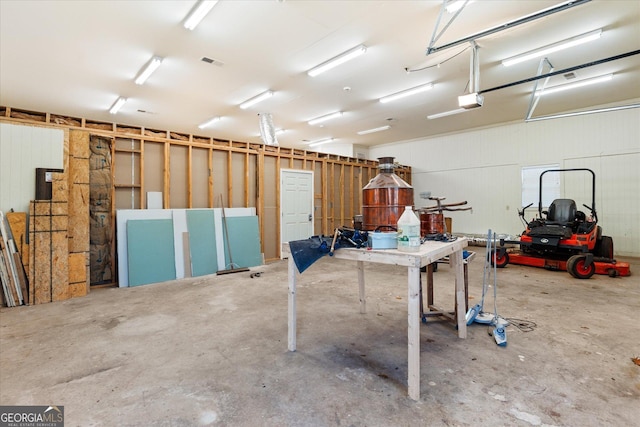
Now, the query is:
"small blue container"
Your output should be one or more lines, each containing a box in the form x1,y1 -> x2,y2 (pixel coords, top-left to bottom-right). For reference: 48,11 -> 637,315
368,230 -> 398,249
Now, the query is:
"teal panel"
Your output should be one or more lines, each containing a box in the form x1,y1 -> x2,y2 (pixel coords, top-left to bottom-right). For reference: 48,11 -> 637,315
127,219 -> 176,286
222,216 -> 262,269
186,210 -> 218,276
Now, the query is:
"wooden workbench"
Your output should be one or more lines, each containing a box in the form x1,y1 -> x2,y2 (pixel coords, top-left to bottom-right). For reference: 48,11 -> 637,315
282,237 -> 469,401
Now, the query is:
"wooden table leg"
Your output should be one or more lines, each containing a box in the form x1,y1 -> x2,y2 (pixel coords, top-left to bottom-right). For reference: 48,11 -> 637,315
408,265 -> 421,400
288,255 -> 297,351
451,250 -> 467,339
357,260 -> 366,314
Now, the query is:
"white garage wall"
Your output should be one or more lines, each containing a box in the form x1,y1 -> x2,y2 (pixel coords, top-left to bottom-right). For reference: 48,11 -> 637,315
0,123 -> 64,213
369,106 -> 640,257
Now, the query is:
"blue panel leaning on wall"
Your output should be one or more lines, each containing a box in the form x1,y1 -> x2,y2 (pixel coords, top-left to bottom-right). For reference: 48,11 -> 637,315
127,219 -> 176,286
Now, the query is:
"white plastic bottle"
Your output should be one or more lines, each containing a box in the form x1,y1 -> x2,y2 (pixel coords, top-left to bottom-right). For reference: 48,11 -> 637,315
397,206 -> 421,252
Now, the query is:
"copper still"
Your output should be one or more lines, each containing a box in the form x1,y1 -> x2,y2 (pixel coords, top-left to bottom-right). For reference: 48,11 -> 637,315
420,212 -> 445,236
362,157 -> 413,231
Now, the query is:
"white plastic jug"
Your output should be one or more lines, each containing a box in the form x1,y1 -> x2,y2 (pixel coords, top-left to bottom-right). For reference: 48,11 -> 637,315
397,206 -> 420,252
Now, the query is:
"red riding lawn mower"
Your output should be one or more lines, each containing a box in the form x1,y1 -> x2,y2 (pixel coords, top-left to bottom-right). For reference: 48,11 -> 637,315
494,168 -> 630,279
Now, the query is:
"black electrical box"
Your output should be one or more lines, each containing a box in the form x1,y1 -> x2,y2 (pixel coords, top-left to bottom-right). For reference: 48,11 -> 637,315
35,168 -> 64,200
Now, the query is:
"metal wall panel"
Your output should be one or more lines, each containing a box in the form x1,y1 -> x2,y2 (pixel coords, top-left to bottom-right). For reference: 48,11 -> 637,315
370,107 -> 640,256
0,123 -> 63,213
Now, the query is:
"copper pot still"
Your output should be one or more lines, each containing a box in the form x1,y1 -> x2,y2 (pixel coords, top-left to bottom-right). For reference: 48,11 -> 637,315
362,157 -> 414,231
420,212 -> 445,236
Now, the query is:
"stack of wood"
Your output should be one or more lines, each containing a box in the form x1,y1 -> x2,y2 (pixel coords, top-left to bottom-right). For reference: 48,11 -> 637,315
1,129 -> 90,307
0,211 -> 29,306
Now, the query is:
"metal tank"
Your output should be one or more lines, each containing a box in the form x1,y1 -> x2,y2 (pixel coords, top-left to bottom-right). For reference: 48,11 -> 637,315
362,157 -> 414,231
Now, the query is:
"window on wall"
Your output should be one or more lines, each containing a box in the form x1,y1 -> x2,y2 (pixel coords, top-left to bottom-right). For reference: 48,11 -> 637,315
522,164 -> 560,208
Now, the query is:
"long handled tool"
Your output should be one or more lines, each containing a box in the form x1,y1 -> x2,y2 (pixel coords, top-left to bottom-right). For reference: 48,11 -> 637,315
217,194 -> 249,275
489,231 -> 507,346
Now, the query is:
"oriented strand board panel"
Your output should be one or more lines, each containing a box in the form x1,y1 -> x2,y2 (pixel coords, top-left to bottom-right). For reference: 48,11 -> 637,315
170,145 -> 188,208
143,142 -> 164,194
186,210 -> 218,276
212,150 -> 228,207
221,216 -> 262,269
191,148 -> 209,208
6,212 -> 28,268
69,130 -> 90,254
127,219 -> 176,286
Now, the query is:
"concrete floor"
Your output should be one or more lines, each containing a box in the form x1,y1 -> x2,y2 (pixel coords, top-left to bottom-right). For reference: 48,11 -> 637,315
1,248 -> 638,426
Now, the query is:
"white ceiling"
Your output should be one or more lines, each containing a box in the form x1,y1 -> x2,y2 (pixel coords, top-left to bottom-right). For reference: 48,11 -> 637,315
1,0 -> 638,150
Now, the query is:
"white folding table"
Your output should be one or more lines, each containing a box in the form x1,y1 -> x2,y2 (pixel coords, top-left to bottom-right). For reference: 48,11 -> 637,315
283,237 -> 469,401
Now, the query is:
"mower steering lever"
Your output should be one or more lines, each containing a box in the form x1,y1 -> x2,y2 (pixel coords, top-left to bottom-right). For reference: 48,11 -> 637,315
582,204 -> 598,222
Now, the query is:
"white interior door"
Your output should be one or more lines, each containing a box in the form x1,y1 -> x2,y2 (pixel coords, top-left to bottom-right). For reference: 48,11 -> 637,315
280,169 -> 314,251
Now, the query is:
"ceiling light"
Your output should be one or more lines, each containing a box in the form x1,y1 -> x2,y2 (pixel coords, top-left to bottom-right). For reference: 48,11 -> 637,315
184,0 -> 219,30
534,73 -> 613,97
198,116 -> 221,129
502,29 -> 602,67
307,45 -> 367,77
135,56 -> 163,85
239,90 -> 274,109
427,108 -> 466,119
379,83 -> 434,104
308,111 -> 343,126
526,103 -> 640,122
308,138 -> 335,147
109,97 -> 127,114
275,129 -> 285,135
458,93 -> 484,109
445,0 -> 473,14
357,125 -> 391,135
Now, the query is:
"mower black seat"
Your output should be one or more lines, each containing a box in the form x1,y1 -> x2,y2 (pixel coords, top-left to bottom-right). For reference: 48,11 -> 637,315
547,199 -> 577,225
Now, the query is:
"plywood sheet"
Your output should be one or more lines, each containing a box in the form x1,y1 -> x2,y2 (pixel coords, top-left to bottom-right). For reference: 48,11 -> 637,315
6,212 -> 28,268
127,219 -> 176,287
222,216 -> 262,269
186,210 -> 218,276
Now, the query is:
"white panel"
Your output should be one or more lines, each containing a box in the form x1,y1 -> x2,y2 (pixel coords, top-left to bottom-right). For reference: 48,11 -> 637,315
0,123 -> 63,213
371,107 -> 640,256
147,191 -> 163,209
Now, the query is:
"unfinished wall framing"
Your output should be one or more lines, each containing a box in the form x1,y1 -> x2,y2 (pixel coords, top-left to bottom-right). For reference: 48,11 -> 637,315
0,107 -> 411,267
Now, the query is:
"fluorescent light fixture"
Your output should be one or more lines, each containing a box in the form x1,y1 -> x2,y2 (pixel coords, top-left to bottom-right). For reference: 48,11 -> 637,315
526,103 -> 640,122
427,108 -> 466,119
446,0 -> 473,13
534,73 -> 613,97
307,45 -> 367,77
308,111 -> 343,126
198,116 -> 221,129
379,83 -> 434,104
308,137 -> 335,147
357,125 -> 391,135
239,90 -> 274,109
502,29 -> 602,67
184,0 -> 219,30
135,56 -> 163,85
109,97 -> 127,114
458,93 -> 484,109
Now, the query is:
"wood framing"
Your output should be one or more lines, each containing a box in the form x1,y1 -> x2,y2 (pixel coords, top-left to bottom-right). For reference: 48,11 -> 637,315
0,106 -> 411,268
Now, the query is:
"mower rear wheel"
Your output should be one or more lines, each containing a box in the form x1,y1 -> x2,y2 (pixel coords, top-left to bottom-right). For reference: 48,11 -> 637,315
489,250 -> 509,268
567,255 -> 595,279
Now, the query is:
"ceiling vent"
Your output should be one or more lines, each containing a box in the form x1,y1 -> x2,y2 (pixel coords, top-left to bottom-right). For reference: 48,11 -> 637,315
201,57 -> 224,66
